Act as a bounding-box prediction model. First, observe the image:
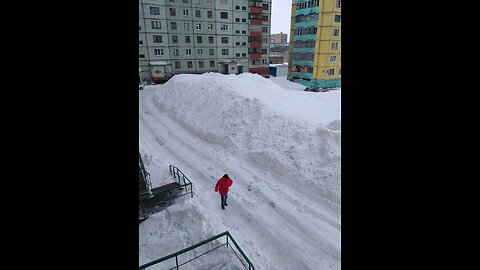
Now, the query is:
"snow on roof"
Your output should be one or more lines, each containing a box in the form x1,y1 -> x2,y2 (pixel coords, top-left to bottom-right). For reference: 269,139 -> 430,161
149,61 -> 168,66
269,63 -> 289,67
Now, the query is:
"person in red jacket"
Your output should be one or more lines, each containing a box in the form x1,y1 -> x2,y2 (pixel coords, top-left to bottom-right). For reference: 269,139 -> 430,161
215,174 -> 233,210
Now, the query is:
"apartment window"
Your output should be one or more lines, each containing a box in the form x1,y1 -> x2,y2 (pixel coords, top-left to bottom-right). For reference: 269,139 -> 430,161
169,0 -> 175,2
196,23 -> 202,30
175,61 -> 181,68
242,18 -> 246,23
173,49 -> 179,56
172,35 -> 178,43
183,0 -> 189,3
262,37 -> 268,43
236,53 -> 240,57
261,48 -> 268,54
186,48 -> 192,55
333,29 -> 340,36
153,35 -> 162,43
263,4 -> 269,10
222,49 -> 229,55
334,15 -> 341,22
206,0 -> 212,4
199,61 -> 204,68
242,6 -> 246,11
220,24 -> 228,31
330,56 -> 337,63
209,48 -> 215,55
197,36 -> 203,43
221,12 -> 228,19
221,37 -> 229,43
262,59 -> 268,64
242,53 -> 246,57
336,0 -> 341,8
220,0 -> 228,5
194,0 -> 200,3
242,30 -> 246,34
139,26 -> 141,30
171,22 -> 177,30
197,49 -> 203,55
241,41 -> 246,46
327,68 -> 335,75
235,42 -> 240,46
235,6 -> 240,10
150,7 -> 160,15
139,54 -> 145,58
210,60 -> 215,67
196,10 -> 201,17
187,61 -> 193,68
235,30 -> 240,34
151,21 -> 161,29
208,36 -> 214,43
139,40 -> 143,45
183,9 -> 189,16
262,15 -> 269,22
154,48 -> 164,55
184,22 -> 189,30
235,18 -> 240,22
185,36 -> 191,43
331,42 -> 338,50
169,8 -> 176,16
262,27 -> 268,33
207,10 -> 213,18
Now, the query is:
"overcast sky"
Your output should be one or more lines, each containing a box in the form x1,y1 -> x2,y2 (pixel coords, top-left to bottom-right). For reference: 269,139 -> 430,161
270,0 -> 293,39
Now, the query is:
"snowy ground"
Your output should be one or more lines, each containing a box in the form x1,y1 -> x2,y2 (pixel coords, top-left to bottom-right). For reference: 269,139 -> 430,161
139,73 -> 341,270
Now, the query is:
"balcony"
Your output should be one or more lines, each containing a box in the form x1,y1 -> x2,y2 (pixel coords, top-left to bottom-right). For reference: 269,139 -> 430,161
250,42 -> 261,48
250,6 -> 263,14
250,31 -> 262,37
250,19 -> 262,25
250,53 -> 261,59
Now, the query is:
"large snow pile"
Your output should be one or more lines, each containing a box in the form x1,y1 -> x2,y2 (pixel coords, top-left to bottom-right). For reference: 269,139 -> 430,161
139,73 -> 341,269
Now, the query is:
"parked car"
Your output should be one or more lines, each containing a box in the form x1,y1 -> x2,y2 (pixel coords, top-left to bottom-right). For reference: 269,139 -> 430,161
304,86 -> 320,92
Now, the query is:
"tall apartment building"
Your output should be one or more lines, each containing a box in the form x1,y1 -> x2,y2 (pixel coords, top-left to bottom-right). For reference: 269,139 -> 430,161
139,0 -> 271,84
287,0 -> 341,88
270,32 -> 288,44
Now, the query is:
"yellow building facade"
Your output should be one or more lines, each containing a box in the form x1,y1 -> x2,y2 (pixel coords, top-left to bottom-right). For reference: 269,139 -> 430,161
288,0 -> 341,88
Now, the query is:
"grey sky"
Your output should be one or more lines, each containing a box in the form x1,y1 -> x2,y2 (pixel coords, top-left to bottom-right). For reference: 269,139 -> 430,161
271,0 -> 292,39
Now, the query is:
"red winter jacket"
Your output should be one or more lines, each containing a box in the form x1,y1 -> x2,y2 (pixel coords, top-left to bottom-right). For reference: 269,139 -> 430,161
215,177 -> 233,195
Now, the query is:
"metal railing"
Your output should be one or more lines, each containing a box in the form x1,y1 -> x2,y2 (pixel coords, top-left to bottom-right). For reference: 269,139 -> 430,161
169,165 -> 193,198
139,153 -> 153,194
139,231 -> 255,270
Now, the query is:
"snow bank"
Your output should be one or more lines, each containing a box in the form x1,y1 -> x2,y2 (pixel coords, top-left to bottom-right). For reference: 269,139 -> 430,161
150,73 -> 340,205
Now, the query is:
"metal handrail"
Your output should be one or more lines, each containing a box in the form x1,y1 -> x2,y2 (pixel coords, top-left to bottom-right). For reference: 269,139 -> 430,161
139,231 -> 255,270
169,165 -> 193,198
139,153 -> 153,193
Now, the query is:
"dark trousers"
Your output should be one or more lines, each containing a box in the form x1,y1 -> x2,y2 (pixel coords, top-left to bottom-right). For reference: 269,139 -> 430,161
220,194 -> 228,208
